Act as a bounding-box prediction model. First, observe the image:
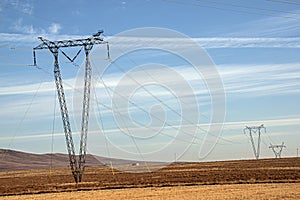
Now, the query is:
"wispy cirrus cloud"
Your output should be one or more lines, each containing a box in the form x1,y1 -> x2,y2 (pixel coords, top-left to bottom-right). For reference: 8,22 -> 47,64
0,33 -> 86,45
107,35 -> 300,49
0,62 -> 299,127
12,18 -> 41,34
48,23 -> 62,34
218,63 -> 300,96
1,63 -> 299,97
1,116 -> 298,141
10,19 -> 63,36
1,33 -> 300,48
226,9 -> 300,37
194,37 -> 300,48
0,0 -> 33,15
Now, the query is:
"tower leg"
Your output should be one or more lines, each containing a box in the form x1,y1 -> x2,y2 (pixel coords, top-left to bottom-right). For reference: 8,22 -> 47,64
53,49 -> 79,183
78,45 -> 93,182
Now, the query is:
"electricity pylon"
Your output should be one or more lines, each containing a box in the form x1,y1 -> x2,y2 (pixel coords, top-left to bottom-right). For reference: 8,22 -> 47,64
269,142 -> 286,158
244,124 -> 266,159
33,31 -> 109,183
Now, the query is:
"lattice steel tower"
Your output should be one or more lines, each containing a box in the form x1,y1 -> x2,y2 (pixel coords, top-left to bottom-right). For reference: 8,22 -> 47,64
33,31 -> 109,183
244,124 -> 266,159
269,142 -> 286,158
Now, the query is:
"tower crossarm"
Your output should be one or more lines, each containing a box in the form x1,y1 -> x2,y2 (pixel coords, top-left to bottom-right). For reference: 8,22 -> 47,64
269,144 -> 286,148
34,37 -> 107,49
33,31 -> 107,50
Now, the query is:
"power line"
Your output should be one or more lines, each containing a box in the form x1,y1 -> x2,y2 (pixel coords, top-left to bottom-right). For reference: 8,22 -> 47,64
108,59 -> 237,145
93,63 -> 214,146
93,67 -> 151,172
93,85 -> 115,175
59,52 -> 235,147
101,35 -> 210,121
162,0 -> 300,20
197,0 -> 300,15
1,81 -> 43,161
34,61 -> 232,147
0,45 -> 34,52
93,34 -> 229,145
267,0 -> 300,6
46,62 -> 240,148
49,87 -> 57,178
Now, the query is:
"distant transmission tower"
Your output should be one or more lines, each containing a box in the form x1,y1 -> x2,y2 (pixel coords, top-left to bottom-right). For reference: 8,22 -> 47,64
33,31 -> 109,183
269,142 -> 286,158
244,124 -> 266,159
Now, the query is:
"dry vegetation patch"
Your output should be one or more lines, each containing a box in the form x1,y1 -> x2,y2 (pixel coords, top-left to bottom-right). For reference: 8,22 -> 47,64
1,183 -> 300,200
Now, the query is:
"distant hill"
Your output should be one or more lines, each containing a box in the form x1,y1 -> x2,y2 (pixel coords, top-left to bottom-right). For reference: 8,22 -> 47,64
0,149 -> 142,171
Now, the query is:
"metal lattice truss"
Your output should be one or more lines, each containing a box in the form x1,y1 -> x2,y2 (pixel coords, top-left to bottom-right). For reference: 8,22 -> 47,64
34,31 -> 105,50
244,124 -> 266,159
33,31 -> 109,183
269,142 -> 286,158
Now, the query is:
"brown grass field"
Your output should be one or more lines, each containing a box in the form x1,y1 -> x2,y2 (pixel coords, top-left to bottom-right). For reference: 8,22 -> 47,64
1,157 -> 300,199
1,183 -> 300,200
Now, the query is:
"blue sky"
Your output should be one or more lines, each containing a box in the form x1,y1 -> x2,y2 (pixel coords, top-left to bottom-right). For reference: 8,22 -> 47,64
0,0 -> 300,162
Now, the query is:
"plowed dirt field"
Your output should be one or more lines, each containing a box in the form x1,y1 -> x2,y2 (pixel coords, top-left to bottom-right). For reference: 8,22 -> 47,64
1,157 -> 299,198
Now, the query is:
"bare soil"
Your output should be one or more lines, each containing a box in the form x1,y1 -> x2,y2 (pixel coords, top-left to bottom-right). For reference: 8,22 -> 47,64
1,157 -> 299,196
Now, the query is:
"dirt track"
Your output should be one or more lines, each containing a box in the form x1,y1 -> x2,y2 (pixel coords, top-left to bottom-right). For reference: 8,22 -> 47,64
1,157 -> 300,196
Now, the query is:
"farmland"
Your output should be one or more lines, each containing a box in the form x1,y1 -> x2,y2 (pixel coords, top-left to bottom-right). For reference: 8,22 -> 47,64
1,157 -> 300,198
1,183 -> 300,200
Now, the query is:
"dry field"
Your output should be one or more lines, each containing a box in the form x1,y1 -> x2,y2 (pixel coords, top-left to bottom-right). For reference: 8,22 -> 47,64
1,157 -> 300,198
1,183 -> 300,200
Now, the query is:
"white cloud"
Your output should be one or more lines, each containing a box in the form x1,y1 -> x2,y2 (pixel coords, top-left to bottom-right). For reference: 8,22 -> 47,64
1,63 -> 299,98
218,63 -> 300,96
0,62 -> 298,133
0,0 -> 34,15
93,62 -> 300,100
194,37 -> 300,48
1,116 -> 298,141
11,19 -> 62,36
222,117 -> 300,130
48,23 -> 62,34
0,77 -> 76,96
9,20 -> 61,36
1,32 -> 300,48
107,36 -> 300,49
12,18 -> 40,34
0,33 -> 89,45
